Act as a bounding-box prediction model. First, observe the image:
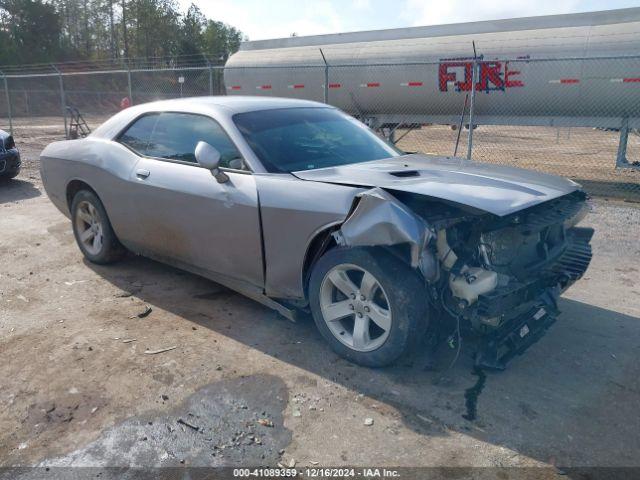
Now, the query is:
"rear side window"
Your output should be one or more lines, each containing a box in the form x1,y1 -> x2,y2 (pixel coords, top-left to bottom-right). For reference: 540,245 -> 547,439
119,112 -> 243,168
119,114 -> 159,153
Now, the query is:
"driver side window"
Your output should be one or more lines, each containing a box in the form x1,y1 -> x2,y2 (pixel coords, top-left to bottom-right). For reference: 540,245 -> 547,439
120,112 -> 245,170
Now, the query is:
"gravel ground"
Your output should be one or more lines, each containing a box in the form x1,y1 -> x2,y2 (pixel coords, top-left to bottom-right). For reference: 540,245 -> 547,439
397,125 -> 640,201
0,129 -> 639,473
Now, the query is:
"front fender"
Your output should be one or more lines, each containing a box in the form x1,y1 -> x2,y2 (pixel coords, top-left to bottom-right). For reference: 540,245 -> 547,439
254,174 -> 362,299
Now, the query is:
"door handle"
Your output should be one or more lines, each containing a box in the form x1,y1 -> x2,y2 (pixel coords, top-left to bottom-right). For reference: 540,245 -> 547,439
136,169 -> 150,179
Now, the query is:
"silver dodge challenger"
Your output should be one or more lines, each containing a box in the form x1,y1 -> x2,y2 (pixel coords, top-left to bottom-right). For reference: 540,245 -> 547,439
40,97 -> 593,369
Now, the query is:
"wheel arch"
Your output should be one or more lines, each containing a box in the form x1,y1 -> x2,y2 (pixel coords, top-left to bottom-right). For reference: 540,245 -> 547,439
301,223 -> 341,300
301,223 -> 422,302
66,179 -> 99,213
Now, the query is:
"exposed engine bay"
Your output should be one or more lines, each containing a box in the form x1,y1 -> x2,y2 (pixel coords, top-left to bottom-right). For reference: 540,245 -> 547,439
335,188 -> 593,369
430,190 -> 592,369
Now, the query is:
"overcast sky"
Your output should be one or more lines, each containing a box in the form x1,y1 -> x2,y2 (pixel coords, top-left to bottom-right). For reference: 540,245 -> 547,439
183,0 -> 639,41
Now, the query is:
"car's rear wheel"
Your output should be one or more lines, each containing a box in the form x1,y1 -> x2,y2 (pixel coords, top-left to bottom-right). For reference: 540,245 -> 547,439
71,190 -> 124,264
309,247 -> 428,367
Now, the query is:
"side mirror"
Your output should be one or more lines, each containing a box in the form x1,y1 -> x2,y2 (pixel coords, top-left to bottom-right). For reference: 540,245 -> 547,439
195,141 -> 228,183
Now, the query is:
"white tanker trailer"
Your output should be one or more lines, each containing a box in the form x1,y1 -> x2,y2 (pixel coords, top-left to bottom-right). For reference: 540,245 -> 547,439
224,8 -> 640,165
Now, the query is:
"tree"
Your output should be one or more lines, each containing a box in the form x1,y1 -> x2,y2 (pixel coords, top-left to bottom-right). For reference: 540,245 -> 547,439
0,0 -> 245,66
204,20 -> 244,63
128,0 -> 181,58
0,0 -> 62,63
179,3 -> 206,61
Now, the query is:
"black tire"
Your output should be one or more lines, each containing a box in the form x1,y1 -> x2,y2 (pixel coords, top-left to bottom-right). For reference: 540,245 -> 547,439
70,189 -> 125,264
308,247 -> 429,367
0,171 -> 19,181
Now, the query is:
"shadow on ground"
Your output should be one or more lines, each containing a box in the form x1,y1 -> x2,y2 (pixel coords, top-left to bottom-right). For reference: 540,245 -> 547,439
83,254 -> 640,468
0,179 -> 41,204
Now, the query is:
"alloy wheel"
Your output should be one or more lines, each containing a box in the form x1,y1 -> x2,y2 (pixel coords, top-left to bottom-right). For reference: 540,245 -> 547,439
75,200 -> 104,256
319,263 -> 392,352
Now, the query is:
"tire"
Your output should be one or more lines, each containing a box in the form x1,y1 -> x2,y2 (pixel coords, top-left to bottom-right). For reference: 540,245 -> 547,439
309,247 -> 429,367
0,171 -> 19,181
70,190 -> 125,264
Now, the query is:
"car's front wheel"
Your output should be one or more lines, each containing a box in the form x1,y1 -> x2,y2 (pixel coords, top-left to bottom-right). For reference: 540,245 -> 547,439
71,190 -> 125,264
309,247 -> 428,367
0,170 -> 19,181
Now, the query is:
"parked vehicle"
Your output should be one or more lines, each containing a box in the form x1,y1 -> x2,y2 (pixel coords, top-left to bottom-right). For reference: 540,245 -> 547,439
40,97 -> 593,369
0,129 -> 20,180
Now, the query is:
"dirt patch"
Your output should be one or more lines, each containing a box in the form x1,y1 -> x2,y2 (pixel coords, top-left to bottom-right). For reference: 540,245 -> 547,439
25,393 -> 109,433
37,375 -> 291,468
0,150 -> 639,469
397,124 -> 640,201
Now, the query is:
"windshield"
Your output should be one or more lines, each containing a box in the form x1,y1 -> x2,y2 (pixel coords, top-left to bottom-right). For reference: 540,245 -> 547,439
233,107 -> 402,173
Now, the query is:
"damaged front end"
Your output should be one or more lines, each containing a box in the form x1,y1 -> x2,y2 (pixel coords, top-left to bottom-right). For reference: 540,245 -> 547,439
333,188 -> 593,370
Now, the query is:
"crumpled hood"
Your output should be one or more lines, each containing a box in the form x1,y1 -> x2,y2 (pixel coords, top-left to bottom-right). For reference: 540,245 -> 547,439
292,154 -> 580,216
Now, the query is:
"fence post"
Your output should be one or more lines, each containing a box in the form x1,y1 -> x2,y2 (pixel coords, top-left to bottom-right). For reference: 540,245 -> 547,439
208,62 -> 214,95
51,64 -> 67,139
1,70 -> 12,135
616,117 -> 630,168
127,67 -> 133,105
319,48 -> 329,104
466,57 -> 478,160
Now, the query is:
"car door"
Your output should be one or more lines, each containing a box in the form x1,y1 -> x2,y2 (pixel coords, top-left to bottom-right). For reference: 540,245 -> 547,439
118,111 -> 264,289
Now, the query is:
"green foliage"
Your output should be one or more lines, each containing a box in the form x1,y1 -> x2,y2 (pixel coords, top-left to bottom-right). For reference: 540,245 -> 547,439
0,0 -> 245,66
0,0 -> 61,63
204,19 -> 243,62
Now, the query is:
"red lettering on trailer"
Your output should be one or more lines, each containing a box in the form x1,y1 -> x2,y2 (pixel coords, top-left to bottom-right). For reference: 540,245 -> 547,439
405,81 -> 423,87
288,84 -> 305,89
328,83 -> 341,89
624,77 -> 640,83
439,60 -> 524,92
439,62 -> 471,91
560,78 -> 580,84
362,82 -> 380,88
505,62 -> 523,87
229,85 -> 242,90
478,61 -> 503,90
257,85 -> 272,90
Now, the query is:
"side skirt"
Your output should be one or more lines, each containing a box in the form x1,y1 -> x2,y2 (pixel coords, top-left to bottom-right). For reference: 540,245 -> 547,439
134,250 -> 300,322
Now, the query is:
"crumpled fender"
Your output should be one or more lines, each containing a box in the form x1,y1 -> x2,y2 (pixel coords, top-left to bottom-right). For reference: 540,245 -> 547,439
333,187 -> 437,280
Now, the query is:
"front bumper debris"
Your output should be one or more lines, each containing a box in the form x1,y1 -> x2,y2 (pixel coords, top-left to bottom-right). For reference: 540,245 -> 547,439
474,227 -> 594,370
475,290 -> 559,370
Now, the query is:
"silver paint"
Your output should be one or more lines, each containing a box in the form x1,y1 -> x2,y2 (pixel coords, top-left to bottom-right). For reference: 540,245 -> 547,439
293,154 -> 579,217
334,187 -> 432,267
40,97 -> 579,311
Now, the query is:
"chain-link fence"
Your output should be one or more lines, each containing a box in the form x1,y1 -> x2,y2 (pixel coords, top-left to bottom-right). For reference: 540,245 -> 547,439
1,56 -> 639,200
